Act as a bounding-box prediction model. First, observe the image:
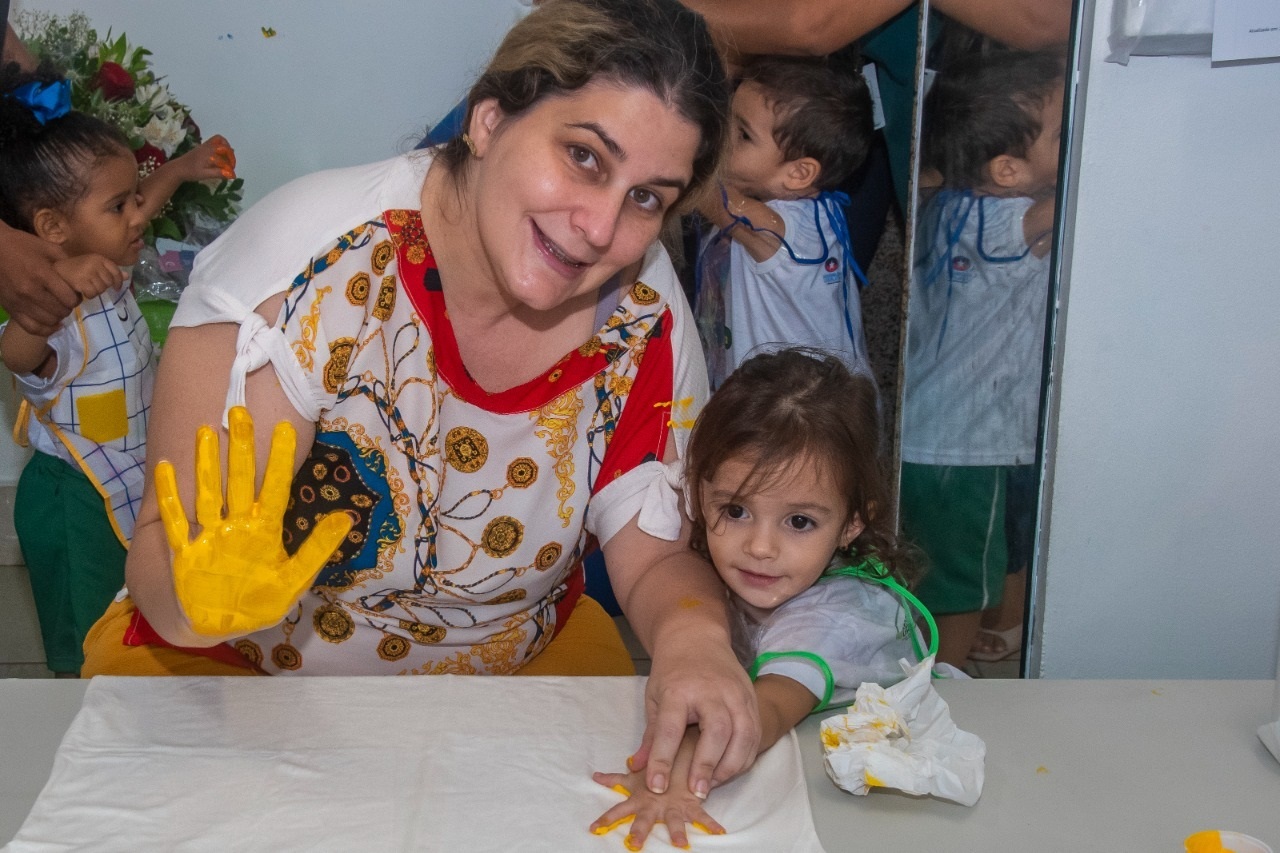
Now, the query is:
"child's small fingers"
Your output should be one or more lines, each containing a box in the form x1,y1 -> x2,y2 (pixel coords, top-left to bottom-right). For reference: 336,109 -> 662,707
691,813 -> 726,836
589,804 -> 635,835
624,815 -> 657,852
591,771 -> 629,791
664,813 -> 690,850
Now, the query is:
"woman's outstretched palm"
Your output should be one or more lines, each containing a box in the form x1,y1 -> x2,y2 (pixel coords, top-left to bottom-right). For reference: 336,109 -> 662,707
156,406 -> 352,638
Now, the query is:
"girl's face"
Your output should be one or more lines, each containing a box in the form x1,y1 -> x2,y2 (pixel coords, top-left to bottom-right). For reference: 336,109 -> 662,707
59,150 -> 146,266
700,454 -> 863,618
463,80 -> 700,314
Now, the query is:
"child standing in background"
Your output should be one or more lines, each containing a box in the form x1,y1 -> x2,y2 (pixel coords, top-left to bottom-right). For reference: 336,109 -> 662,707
591,349 -> 948,851
0,65 -> 235,676
695,56 -> 876,389
899,50 -> 1065,669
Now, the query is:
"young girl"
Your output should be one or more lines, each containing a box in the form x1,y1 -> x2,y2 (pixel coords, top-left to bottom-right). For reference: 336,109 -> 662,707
0,66 -> 235,676
590,348 -> 944,850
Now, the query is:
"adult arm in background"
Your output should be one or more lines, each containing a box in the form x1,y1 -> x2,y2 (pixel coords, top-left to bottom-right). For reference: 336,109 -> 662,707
1,22 -> 86,335
0,225 -> 83,335
3,21 -> 37,68
680,0 -> 1071,61
603,440 -> 760,801
680,0 -> 911,62
932,0 -> 1074,50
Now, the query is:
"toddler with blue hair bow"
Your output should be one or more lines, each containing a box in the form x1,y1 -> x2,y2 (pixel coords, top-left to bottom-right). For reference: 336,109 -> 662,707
0,63 -> 234,676
694,54 -> 876,390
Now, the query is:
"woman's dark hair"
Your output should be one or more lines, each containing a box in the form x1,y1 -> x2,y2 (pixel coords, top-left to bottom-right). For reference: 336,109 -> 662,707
921,49 -> 1064,189
685,348 -> 918,586
437,0 -> 729,213
0,62 -> 131,232
736,55 -> 874,191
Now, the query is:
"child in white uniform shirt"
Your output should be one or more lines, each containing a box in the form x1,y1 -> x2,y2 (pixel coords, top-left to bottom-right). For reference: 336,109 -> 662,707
900,49 -> 1065,668
695,56 -> 876,389
590,349 -> 952,850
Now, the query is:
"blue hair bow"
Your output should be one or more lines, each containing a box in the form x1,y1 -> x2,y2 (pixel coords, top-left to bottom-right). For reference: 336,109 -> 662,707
9,79 -> 72,125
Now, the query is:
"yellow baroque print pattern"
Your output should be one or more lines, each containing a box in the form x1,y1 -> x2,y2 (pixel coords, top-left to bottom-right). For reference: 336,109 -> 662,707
374,275 -> 397,321
292,285 -> 332,371
481,515 -> 524,558
506,457 -> 537,488
313,604 -> 355,643
323,337 -> 357,394
346,272 -> 371,306
533,390 -> 583,528
630,281 -> 660,305
371,240 -> 396,275
445,426 -> 488,473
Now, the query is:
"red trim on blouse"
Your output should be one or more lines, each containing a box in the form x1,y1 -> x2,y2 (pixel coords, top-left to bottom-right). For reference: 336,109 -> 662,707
389,209 -> 615,415
123,609 -> 260,671
593,306 -> 676,495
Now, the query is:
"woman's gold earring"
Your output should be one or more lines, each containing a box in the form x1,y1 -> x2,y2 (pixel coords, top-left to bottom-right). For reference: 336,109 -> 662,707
462,133 -> 478,156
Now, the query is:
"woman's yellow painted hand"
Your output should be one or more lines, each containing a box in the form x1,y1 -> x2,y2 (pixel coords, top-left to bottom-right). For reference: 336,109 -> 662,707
156,406 -> 352,638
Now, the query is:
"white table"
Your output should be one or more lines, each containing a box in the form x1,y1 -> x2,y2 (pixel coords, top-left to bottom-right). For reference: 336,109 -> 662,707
3,678 -> 1279,851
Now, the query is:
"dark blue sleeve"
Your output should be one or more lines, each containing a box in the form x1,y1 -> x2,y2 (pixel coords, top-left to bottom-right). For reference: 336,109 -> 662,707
414,98 -> 469,150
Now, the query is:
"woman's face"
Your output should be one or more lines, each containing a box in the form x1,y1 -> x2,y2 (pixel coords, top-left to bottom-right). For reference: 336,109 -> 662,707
466,80 -> 701,313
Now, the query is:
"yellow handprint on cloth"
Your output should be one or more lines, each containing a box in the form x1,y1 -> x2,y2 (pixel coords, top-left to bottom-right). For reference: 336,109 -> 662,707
156,406 -> 353,638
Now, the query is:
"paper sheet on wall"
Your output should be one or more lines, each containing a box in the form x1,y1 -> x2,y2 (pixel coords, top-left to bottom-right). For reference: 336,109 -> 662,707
1213,0 -> 1280,62
5,676 -> 825,853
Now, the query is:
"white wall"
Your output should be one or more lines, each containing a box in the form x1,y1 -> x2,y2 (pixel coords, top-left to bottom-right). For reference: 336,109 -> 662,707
1038,0 -> 1280,677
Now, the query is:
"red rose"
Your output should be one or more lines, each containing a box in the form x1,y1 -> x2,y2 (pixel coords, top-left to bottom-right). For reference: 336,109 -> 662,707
91,61 -> 136,101
134,143 -> 167,171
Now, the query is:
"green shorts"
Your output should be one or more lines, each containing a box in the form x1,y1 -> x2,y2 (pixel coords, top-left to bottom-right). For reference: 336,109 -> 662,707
15,451 -> 127,673
899,463 -> 1009,615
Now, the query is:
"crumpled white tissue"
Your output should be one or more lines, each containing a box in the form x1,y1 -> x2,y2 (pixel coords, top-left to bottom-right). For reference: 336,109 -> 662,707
819,655 -> 986,806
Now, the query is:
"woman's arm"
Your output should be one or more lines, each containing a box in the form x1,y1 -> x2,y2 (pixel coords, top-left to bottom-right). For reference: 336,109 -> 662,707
602,439 -> 761,802
125,293 -> 316,646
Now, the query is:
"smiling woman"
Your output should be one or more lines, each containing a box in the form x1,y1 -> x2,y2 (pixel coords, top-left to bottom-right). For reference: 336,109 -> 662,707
78,0 -> 761,805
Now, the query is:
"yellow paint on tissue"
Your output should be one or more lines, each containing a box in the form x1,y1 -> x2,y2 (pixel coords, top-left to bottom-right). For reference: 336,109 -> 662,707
865,771 -> 884,787
822,729 -> 842,749
1035,766 -> 1049,774
1185,830 -> 1234,853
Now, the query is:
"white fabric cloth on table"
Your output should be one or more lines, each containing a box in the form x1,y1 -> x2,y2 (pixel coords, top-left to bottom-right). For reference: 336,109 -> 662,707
7,676 -> 826,853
